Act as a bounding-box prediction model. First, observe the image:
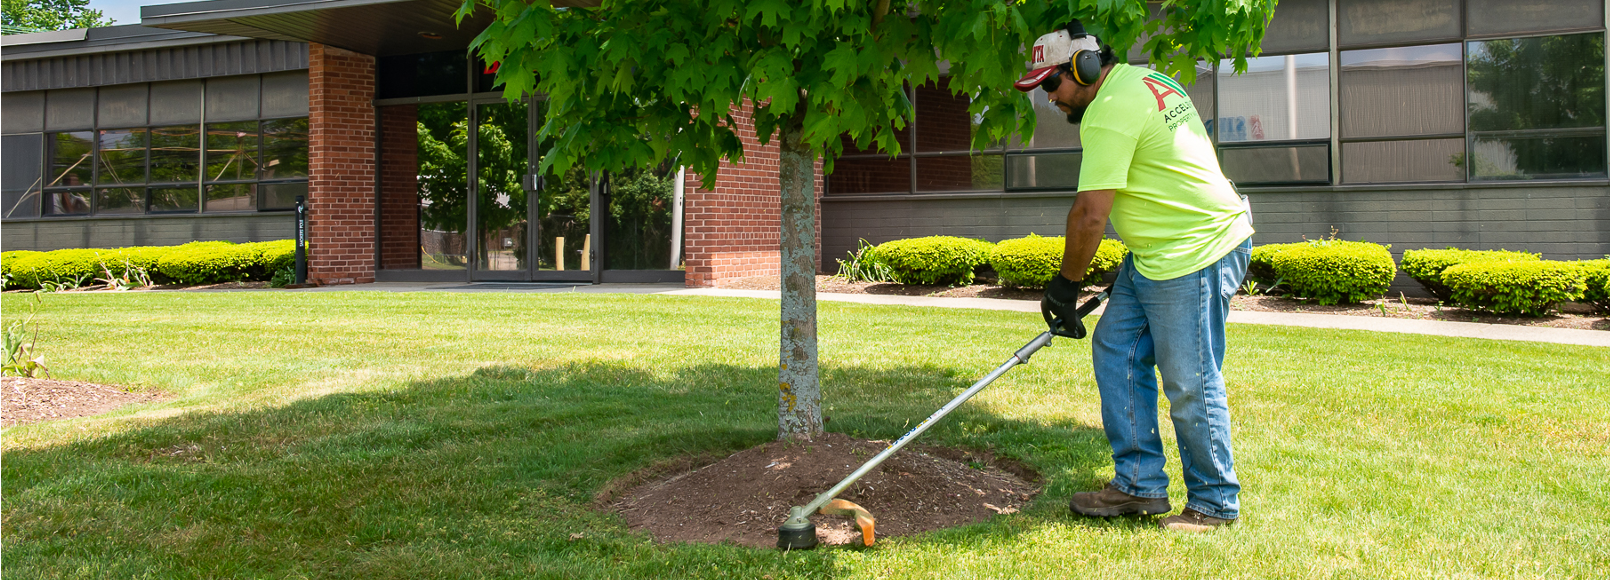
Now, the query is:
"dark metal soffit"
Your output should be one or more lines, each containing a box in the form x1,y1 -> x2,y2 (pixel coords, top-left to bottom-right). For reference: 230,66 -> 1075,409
141,0 -> 599,57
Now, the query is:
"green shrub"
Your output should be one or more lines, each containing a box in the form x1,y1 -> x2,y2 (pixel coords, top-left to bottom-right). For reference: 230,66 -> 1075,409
1442,261 -> 1586,316
5,249 -> 104,289
989,235 -> 1128,289
1572,258 -> 1610,311
1401,248 -> 1540,302
241,240 -> 298,279
875,236 -> 995,286
156,241 -> 264,284
1269,240 -> 1396,305
1248,242 -> 1303,285
1,251 -> 43,289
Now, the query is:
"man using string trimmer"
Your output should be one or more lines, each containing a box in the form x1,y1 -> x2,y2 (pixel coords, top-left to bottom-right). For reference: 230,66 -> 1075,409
1018,20 -> 1255,533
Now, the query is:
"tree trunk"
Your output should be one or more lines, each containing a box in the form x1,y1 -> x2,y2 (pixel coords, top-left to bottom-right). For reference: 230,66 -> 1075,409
776,114 -> 822,441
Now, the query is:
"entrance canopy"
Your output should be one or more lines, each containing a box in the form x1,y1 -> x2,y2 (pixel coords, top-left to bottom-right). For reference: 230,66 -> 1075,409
141,0 -> 598,57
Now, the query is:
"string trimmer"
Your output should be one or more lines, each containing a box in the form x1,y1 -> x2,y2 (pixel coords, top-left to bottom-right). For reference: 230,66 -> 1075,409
776,285 -> 1113,550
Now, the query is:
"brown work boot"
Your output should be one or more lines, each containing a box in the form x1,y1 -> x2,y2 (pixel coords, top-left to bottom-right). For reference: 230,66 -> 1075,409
1158,508 -> 1235,532
1069,483 -> 1172,517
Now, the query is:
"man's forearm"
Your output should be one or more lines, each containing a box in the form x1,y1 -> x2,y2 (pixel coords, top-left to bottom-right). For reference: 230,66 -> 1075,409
1059,189 -> 1116,281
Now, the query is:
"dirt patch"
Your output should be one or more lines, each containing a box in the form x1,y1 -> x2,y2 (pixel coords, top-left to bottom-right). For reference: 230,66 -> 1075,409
718,275 -> 1609,331
613,432 -> 1037,549
2,377 -> 169,427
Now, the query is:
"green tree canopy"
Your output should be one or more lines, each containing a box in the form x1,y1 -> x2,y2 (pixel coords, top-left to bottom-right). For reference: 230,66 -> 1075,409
2,0 -> 113,34
458,0 -> 1276,439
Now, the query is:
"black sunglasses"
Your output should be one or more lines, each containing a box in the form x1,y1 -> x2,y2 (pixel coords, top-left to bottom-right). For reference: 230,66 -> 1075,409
1039,65 -> 1068,93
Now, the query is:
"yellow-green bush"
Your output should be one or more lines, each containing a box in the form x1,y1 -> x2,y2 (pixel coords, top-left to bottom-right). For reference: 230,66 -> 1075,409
4,249 -> 103,289
989,235 -> 1127,289
156,242 -> 262,284
1248,242 -> 1303,284
1401,248 -> 1540,302
2,241 -> 294,289
1270,240 -> 1396,305
1,251 -> 43,288
1442,261 -> 1586,316
1573,258 -> 1610,311
874,236 -> 995,285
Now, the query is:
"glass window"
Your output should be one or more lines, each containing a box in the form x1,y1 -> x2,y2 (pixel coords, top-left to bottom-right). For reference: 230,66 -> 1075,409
48,132 -> 94,188
1341,44 -> 1464,138
96,188 -> 144,215
915,155 -> 1002,192
1218,53 -> 1330,142
1338,0 -> 1462,48
261,71 -> 310,118
149,125 -> 201,184
149,80 -> 202,125
827,157 -> 910,194
97,84 -> 148,129
1466,0 -> 1604,38
96,129 -> 147,186
45,89 -> 95,132
261,181 -> 306,210
149,187 -> 199,213
1220,144 -> 1331,185
1343,139 -> 1465,183
262,118 -> 309,179
1011,85 -> 1081,150
2,134 -> 43,219
205,122 -> 260,182
915,84 -> 982,153
206,183 -> 257,212
1005,152 -> 1081,189
3,91 -> 45,135
1467,33 -> 1607,180
207,75 -> 261,122
44,190 -> 90,216
378,51 -> 469,99
1258,0 -> 1330,54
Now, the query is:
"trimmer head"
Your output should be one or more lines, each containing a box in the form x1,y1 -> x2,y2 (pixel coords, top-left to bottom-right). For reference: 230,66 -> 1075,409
776,519 -> 818,550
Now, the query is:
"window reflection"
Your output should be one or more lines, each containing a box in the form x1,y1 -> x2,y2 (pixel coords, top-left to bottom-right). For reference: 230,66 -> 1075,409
149,125 -> 201,184
206,121 -> 260,182
262,118 -> 309,179
96,129 -> 147,185
1341,44 -> 1463,139
1467,32 -> 1607,180
1219,54 -> 1329,142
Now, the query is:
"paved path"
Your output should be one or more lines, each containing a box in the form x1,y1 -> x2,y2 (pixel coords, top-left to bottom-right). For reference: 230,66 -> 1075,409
285,282 -> 1610,348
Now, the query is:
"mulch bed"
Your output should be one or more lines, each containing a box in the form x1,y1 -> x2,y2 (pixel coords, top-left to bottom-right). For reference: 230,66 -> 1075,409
719,275 -> 1610,331
2,377 -> 169,427
610,432 -> 1037,549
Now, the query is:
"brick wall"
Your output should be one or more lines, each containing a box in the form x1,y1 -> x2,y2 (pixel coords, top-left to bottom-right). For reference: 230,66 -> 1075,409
379,105 -> 419,270
683,103 -> 824,287
307,43 -> 377,285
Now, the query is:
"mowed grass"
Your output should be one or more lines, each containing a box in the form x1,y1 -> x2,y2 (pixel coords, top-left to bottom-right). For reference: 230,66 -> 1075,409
1,290 -> 1606,579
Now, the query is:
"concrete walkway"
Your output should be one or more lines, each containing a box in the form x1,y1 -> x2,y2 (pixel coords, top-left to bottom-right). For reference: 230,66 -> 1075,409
280,282 -> 1610,348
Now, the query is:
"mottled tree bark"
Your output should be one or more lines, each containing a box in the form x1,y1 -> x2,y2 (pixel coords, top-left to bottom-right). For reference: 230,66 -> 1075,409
776,114 -> 822,441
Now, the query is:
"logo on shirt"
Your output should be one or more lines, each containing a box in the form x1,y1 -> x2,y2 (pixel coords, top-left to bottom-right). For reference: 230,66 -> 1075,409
1144,72 -> 1198,133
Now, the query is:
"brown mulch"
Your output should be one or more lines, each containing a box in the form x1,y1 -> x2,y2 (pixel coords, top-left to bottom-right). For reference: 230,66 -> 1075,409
611,432 -> 1037,548
719,275 -> 1609,331
2,377 -> 169,427
4,281 -> 272,293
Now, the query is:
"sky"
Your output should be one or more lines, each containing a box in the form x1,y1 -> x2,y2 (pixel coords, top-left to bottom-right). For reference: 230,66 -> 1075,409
90,0 -> 193,26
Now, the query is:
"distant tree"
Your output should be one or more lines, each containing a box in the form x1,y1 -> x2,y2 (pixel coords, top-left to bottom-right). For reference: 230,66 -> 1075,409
459,0 -> 1276,441
1467,34 -> 1606,178
2,0 -> 114,34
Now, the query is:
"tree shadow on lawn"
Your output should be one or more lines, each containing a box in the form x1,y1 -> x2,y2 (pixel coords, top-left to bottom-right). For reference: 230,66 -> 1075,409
2,361 -> 1129,579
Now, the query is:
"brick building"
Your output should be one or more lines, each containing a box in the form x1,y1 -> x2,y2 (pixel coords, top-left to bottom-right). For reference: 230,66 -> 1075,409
3,0 -> 1608,291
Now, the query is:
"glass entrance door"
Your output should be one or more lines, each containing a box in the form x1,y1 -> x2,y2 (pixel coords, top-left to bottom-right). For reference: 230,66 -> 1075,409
471,100 -> 532,279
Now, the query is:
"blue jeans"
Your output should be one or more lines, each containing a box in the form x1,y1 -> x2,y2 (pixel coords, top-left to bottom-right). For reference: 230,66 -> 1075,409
1090,237 -> 1251,520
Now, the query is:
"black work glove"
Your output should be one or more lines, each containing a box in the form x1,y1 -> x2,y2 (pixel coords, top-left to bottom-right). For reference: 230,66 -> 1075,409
1041,274 -> 1088,339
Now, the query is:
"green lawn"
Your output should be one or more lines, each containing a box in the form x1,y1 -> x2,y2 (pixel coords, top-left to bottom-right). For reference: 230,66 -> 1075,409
2,291 -> 1606,579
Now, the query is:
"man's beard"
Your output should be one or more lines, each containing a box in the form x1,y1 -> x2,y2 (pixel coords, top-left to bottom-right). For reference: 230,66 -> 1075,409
1065,105 -> 1088,125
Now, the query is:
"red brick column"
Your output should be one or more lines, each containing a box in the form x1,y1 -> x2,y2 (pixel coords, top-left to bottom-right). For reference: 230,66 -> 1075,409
379,105 -> 419,270
683,104 -> 824,288
307,43 -> 377,285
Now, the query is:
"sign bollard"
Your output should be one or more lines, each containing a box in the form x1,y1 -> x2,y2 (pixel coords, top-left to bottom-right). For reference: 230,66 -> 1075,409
294,195 -> 308,285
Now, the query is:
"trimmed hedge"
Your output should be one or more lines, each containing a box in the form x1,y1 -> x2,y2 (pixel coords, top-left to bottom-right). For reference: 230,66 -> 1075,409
1401,248 -> 1540,302
1573,258 -> 1610,311
1269,240 -> 1396,305
989,234 -> 1128,289
875,236 -> 995,285
1247,242 -> 1303,284
1442,261 -> 1586,316
2,240 -> 296,289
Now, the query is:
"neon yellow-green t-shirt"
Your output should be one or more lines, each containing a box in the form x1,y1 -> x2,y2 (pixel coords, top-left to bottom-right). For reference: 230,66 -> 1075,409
1077,64 -> 1253,281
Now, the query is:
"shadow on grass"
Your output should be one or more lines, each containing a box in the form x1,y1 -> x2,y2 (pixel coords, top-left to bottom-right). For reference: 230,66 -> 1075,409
3,361 -> 1124,579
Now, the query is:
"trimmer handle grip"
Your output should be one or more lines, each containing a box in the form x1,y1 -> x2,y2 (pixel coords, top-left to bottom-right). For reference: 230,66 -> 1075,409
1042,285 -> 1113,339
